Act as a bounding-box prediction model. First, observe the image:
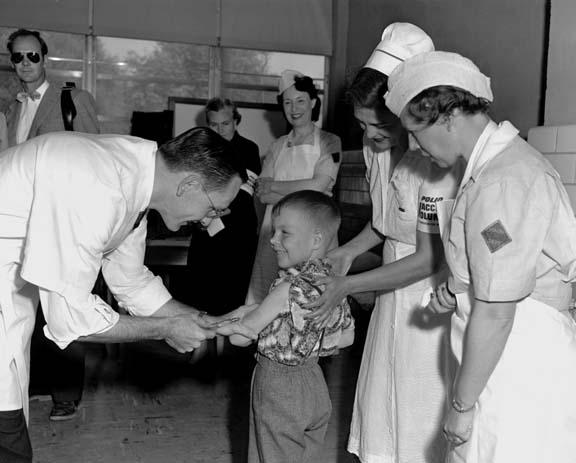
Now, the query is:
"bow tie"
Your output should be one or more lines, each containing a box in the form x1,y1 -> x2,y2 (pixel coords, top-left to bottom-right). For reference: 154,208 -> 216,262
16,91 -> 41,103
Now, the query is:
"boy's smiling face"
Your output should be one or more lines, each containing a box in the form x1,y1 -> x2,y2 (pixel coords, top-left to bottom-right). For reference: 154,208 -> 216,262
270,206 -> 319,269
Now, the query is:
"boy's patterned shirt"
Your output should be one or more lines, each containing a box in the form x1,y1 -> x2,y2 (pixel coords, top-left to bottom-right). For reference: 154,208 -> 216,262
257,258 -> 354,366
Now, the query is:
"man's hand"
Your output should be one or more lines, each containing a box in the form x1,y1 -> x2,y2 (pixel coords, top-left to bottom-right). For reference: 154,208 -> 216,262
427,281 -> 457,314
163,315 -> 216,353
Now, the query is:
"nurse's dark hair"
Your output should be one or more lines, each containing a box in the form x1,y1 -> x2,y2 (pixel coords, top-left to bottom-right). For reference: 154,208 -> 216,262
272,190 -> 341,235
406,85 -> 491,125
347,67 -> 389,110
205,97 -> 242,124
277,75 -> 321,122
158,127 -> 247,190
7,29 -> 48,56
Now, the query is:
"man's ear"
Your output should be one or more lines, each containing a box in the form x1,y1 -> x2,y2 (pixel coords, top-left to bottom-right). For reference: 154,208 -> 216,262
176,174 -> 201,197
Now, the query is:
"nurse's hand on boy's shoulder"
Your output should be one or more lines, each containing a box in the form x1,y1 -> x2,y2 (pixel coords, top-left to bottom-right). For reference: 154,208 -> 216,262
426,281 -> 456,314
304,275 -> 350,328
163,314 -> 217,353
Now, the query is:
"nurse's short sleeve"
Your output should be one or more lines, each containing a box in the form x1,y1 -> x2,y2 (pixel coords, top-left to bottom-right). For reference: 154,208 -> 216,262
417,164 -> 461,234
313,131 -> 342,181
465,176 -> 552,301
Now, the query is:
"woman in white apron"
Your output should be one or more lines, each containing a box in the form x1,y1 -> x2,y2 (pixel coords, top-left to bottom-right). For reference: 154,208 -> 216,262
246,70 -> 341,304
306,24 -> 463,463
386,50 -> 576,463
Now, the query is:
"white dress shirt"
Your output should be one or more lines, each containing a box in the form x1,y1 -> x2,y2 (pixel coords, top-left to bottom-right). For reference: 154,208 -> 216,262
16,80 -> 49,144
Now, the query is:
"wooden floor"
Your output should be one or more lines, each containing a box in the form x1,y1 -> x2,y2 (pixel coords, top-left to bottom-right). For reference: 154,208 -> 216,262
29,308 -> 371,463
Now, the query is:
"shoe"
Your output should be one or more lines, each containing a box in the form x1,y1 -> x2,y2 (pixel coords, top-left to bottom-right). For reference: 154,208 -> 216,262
49,401 -> 78,421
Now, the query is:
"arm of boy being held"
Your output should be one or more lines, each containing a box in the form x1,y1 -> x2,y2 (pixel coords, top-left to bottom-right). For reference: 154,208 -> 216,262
229,282 -> 291,347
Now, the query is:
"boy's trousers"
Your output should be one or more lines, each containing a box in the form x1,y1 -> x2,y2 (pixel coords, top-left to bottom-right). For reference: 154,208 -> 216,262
248,353 -> 332,463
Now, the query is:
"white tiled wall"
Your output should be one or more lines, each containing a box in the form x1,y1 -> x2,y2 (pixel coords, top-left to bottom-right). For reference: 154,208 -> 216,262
528,124 -> 576,211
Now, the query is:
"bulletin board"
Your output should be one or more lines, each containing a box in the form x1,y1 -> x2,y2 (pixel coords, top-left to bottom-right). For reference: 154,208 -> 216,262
168,97 -> 288,155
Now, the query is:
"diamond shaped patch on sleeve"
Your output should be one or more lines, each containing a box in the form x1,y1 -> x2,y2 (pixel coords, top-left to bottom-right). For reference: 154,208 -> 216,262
480,220 -> 512,253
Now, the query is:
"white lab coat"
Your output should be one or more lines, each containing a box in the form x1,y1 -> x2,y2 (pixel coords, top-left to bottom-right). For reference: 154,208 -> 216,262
0,132 -> 171,419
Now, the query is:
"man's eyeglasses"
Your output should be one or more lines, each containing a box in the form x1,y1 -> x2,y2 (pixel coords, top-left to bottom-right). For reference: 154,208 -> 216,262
10,52 -> 41,64
199,182 -> 228,218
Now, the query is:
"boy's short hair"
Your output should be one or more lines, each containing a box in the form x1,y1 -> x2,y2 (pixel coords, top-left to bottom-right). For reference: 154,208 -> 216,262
272,190 -> 341,235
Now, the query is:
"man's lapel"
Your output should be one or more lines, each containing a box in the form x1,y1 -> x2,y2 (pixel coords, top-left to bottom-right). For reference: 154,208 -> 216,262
5,101 -> 21,148
28,83 -> 58,140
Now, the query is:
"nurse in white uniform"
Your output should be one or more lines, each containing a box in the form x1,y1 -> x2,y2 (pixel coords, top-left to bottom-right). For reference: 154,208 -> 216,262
0,128 -> 253,462
386,51 -> 576,463
307,24 -> 462,463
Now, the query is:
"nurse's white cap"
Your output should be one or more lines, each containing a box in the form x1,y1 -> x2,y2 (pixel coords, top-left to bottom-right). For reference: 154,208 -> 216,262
364,22 -> 435,76
385,51 -> 494,117
278,69 -> 304,94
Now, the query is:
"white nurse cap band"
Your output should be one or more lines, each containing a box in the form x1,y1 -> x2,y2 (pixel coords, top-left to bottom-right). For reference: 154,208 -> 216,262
364,22 -> 435,76
385,51 -> 494,117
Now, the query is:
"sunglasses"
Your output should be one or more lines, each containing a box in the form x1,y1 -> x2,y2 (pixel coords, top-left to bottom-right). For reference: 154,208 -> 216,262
10,52 -> 41,64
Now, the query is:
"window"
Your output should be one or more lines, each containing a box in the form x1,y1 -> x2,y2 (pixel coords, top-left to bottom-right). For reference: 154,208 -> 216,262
95,37 -> 210,134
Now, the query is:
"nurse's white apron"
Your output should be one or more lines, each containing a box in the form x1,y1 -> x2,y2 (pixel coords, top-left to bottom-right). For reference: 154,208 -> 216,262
446,294 -> 576,463
438,175 -> 576,462
246,128 -> 322,304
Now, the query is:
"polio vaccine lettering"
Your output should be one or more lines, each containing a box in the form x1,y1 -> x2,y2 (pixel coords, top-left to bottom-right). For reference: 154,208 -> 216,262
418,195 -> 443,224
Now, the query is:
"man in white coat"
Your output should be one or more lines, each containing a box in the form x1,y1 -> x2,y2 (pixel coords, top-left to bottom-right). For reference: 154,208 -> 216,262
0,127 -> 252,462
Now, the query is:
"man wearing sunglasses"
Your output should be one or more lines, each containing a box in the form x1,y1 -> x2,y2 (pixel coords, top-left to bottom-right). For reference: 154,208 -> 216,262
5,28 -> 99,148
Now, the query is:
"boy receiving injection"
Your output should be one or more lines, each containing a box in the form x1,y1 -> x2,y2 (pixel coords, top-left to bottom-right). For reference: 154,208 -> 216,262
226,189 -> 354,463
